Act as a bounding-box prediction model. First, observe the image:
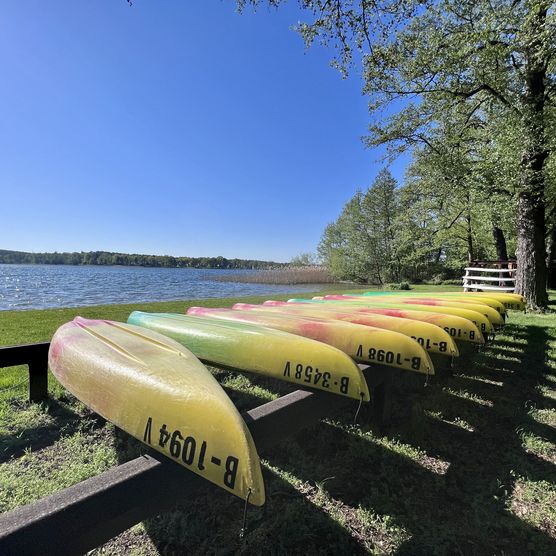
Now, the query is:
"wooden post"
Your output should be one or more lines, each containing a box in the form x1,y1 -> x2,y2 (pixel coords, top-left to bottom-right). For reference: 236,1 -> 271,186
0,343 -> 50,402
28,358 -> 48,403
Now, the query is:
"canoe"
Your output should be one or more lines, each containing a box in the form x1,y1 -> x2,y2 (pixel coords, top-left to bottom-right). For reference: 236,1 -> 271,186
307,298 -> 494,334
361,291 -> 526,311
48,317 -> 265,506
233,303 -> 459,357
346,293 -> 506,315
186,307 -> 434,375
321,295 -> 504,327
127,311 -> 370,402
285,300 -> 484,344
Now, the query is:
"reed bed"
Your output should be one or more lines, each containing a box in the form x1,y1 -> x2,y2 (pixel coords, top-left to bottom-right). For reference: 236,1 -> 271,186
214,266 -> 338,285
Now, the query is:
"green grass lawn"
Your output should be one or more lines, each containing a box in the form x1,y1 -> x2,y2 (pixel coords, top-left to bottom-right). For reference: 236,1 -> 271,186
1,286 -> 555,554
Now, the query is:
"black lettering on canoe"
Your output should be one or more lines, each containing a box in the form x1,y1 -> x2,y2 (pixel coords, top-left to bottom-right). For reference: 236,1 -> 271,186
158,423 -> 170,448
356,344 -> 363,358
283,361 -> 291,377
224,456 -> 239,489
198,440 -> 207,470
340,377 -> 349,395
170,430 -> 183,458
211,456 -> 221,466
143,416 -> 152,445
181,436 -> 196,465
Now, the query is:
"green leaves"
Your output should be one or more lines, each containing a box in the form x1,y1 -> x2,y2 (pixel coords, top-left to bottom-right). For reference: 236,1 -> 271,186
319,169 -> 401,283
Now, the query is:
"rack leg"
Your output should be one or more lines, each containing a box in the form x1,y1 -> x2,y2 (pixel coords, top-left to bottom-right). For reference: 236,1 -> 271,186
28,360 -> 48,403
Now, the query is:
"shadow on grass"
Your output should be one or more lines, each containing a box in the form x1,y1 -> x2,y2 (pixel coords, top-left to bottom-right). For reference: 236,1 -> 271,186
112,385 -> 368,555
0,396 -> 104,463
395,322 -> 556,554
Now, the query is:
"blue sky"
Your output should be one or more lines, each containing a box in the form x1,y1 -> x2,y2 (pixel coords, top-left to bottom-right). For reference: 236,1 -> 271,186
1,0 -> 408,262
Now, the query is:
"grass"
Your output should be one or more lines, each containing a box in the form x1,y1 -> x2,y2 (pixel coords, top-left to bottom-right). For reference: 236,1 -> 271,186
1,286 -> 555,554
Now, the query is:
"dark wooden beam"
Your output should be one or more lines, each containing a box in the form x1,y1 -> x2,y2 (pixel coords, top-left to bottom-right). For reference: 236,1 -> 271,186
0,343 -> 50,402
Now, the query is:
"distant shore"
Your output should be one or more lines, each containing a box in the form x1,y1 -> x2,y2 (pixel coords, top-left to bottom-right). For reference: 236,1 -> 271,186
0,249 -> 285,270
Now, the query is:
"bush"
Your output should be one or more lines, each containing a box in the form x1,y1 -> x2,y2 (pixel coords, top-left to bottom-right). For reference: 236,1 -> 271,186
387,282 -> 412,290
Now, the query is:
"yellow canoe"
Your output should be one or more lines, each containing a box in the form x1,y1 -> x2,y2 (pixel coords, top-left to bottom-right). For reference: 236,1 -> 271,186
48,317 -> 265,506
127,311 -> 370,402
186,307 -> 435,375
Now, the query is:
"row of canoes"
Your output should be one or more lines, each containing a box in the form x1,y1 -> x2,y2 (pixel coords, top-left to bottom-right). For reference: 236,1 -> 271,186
48,290 -> 525,507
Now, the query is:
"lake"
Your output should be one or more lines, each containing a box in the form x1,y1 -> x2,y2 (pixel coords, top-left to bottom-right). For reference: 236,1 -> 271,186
0,264 -> 324,311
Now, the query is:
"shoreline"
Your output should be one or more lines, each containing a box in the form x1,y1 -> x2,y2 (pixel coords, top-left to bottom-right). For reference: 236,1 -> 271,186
0,283 -> 468,316
0,264 -> 346,312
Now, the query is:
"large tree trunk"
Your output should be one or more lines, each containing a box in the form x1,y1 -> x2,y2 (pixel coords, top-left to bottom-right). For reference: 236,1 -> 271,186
515,5 -> 549,310
547,225 -> 556,289
515,192 -> 547,308
492,226 -> 508,261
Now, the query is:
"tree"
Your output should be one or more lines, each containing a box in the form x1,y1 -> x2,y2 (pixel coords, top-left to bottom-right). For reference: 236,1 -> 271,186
396,99 -> 520,266
290,252 -> 319,266
243,0 -> 555,309
319,169 -> 400,283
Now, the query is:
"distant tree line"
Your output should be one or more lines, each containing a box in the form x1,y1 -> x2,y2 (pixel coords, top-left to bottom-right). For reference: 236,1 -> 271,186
0,249 -> 285,270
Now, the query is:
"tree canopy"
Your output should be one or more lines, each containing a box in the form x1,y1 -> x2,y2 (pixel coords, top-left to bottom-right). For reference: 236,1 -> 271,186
243,0 -> 556,308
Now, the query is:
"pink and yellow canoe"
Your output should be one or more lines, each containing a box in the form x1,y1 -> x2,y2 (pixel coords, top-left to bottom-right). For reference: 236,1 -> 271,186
186,307 -> 434,375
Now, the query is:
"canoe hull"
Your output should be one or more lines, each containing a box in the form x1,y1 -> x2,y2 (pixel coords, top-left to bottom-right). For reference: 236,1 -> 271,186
48,317 -> 265,505
127,311 -> 370,402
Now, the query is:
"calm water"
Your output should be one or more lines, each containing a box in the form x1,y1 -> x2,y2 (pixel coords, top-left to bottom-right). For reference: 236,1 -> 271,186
0,264 -> 323,311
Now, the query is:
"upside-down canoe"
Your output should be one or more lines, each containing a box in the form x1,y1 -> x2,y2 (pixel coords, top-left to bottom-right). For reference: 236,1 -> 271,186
319,295 -> 504,328
299,298 -> 493,334
285,299 -> 484,344
186,307 -> 434,375
48,317 -> 265,505
233,302 -> 459,357
127,311 -> 370,401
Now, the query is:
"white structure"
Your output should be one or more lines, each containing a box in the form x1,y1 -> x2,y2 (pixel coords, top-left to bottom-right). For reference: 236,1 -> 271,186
463,264 -> 516,292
